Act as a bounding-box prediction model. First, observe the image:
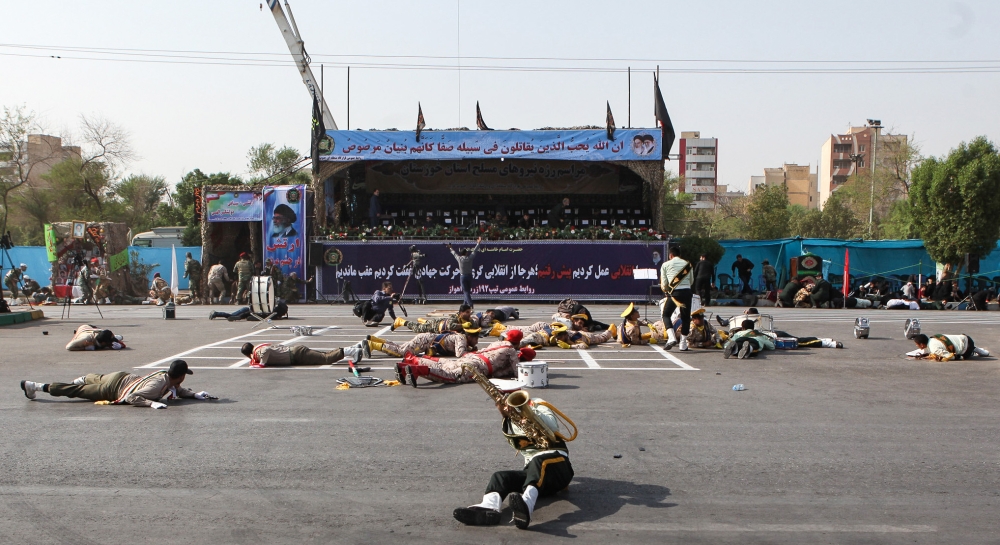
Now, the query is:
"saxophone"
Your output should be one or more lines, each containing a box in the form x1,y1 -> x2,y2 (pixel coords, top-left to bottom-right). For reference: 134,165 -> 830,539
462,363 -> 554,449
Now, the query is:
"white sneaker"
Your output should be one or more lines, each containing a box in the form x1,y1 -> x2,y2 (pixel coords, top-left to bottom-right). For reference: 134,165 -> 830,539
20,380 -> 39,399
343,346 -> 363,362
974,347 -> 990,357
73,376 -> 86,385
678,335 -> 689,351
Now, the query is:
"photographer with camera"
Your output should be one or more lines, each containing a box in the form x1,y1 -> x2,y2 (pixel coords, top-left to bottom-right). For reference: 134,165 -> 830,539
360,280 -> 399,326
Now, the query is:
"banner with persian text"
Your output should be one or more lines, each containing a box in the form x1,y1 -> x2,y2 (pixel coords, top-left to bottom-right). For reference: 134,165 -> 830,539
317,240 -> 667,300
366,160 -> 621,194
321,129 -> 662,162
205,190 -> 263,222
263,185 -> 307,282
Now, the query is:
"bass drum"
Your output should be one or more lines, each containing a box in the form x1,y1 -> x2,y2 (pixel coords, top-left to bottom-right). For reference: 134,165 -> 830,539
251,276 -> 275,315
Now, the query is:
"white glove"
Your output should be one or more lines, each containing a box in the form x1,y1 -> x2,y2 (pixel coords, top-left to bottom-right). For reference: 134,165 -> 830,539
111,342 -> 123,350
150,401 -> 168,409
194,391 -> 213,400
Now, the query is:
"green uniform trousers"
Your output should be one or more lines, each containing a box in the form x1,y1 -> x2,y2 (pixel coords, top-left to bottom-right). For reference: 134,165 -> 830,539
288,346 -> 345,366
47,372 -> 130,401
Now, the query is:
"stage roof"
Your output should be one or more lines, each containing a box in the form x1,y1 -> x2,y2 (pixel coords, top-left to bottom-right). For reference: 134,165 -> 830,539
320,129 -> 663,162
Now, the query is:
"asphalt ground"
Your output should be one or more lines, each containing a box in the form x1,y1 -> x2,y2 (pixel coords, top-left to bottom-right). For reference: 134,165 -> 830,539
2,302 -> 999,544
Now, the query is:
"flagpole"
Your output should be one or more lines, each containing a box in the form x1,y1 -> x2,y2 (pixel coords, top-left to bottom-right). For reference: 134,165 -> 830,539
346,66 -> 350,130
627,66 -> 631,129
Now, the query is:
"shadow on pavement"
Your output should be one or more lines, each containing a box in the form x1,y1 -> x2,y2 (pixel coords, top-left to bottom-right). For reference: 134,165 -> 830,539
529,476 -> 676,537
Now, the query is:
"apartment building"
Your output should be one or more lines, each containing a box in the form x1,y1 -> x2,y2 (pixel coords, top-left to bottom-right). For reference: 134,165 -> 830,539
678,131 -> 718,209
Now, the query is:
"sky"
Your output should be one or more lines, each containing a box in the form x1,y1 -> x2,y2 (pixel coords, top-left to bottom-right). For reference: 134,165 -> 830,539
3,0 -> 1000,193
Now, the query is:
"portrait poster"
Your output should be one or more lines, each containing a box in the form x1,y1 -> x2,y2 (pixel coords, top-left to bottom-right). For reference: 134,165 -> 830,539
262,185 -> 306,282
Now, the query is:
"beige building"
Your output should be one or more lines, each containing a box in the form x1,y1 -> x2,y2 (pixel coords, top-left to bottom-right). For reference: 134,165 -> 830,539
25,134 -> 81,186
678,131 -> 719,209
749,163 -> 819,209
818,124 -> 907,209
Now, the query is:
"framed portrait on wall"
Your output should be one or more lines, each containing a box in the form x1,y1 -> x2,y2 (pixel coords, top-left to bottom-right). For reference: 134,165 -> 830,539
72,221 -> 86,239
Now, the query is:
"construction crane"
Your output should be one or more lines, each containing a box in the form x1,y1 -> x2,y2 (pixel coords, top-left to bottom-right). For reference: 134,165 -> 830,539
265,0 -> 338,130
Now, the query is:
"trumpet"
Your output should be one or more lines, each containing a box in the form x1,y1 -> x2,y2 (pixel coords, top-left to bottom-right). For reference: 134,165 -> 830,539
462,363 -> 577,450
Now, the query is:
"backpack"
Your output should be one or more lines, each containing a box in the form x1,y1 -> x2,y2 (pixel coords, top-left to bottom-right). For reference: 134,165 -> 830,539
352,300 -> 366,317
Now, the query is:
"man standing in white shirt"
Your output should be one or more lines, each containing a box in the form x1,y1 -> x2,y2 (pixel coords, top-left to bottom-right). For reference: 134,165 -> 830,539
659,246 -> 693,351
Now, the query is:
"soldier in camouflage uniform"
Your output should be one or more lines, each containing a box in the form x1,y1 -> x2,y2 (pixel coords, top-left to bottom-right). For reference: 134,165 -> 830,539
183,252 -> 203,303
363,323 -> 481,358
233,252 -> 254,305
395,334 -> 530,386
391,304 -> 473,333
77,264 -> 97,304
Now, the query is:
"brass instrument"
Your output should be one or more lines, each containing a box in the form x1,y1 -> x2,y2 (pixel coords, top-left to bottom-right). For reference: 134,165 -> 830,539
462,363 -> 578,450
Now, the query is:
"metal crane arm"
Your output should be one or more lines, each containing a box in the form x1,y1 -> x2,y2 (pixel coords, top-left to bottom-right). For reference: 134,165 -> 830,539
266,0 -> 338,130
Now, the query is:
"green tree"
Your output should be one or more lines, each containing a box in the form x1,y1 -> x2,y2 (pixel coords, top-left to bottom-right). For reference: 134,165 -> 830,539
112,174 -> 169,234
910,136 -> 1000,267
247,143 -> 309,186
0,106 -> 44,234
880,200 -> 918,240
661,171 -> 695,235
745,183 -> 790,240
677,235 -> 725,265
158,169 -> 244,246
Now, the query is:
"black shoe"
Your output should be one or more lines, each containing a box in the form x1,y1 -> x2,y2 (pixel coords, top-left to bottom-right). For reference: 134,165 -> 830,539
395,364 -> 407,385
354,366 -> 371,373
406,366 -> 418,388
723,342 -> 735,359
227,316 -> 238,322
716,315 -> 727,327
453,507 -> 501,526
507,494 -> 531,529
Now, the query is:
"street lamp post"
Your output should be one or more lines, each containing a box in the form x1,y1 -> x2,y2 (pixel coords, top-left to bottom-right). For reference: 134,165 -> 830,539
866,119 -> 882,237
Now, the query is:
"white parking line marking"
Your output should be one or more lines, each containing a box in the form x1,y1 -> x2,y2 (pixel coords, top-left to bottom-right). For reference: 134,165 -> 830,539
577,349 -> 601,369
650,344 -> 699,370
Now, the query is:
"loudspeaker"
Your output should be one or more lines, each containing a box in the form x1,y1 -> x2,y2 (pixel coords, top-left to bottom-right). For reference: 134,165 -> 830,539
967,254 -> 980,274
309,243 -> 325,267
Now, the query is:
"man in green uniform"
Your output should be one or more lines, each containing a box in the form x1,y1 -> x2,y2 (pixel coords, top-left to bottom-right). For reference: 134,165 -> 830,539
77,263 -> 97,304
4,263 -> 26,304
183,252 -> 203,303
391,304 -> 473,333
20,360 -> 215,409
233,252 -> 254,305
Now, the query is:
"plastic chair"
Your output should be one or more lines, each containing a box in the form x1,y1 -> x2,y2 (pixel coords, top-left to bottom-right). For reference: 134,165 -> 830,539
716,273 -> 737,295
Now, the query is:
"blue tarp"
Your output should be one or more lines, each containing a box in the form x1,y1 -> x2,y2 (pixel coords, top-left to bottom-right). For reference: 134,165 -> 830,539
5,246 -> 201,290
715,238 -> 942,290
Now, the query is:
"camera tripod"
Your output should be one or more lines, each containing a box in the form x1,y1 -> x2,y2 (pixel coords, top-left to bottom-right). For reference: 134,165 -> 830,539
61,260 -> 104,320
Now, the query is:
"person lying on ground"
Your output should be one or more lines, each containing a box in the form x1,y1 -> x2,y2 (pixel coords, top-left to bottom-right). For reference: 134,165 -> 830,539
395,341 -> 533,387
715,307 -> 764,331
909,333 -> 989,361
241,342 -> 364,367
392,304 -> 472,333
722,320 -> 776,359
549,323 -> 616,349
725,317 -> 843,349
20,360 -> 213,409
209,299 -> 289,321
362,323 -> 481,358
65,325 -> 126,351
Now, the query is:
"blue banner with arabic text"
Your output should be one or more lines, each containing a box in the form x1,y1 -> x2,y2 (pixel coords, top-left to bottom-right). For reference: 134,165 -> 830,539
317,240 -> 667,301
321,129 -> 662,162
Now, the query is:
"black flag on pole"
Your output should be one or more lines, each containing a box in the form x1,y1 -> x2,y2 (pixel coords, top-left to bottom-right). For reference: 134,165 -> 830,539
311,92 -> 326,176
653,74 -> 676,159
415,103 -> 426,142
606,101 -> 616,141
476,101 -> 491,131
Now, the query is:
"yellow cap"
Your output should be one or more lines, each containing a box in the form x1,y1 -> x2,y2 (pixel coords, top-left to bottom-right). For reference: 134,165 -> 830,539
692,308 -> 706,317
620,302 -> 636,318
570,313 -> 589,320
461,322 -> 482,334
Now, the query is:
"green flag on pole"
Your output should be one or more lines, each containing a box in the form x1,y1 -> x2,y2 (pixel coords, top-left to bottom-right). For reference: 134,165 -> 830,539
43,224 -> 57,262
110,248 -> 130,272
